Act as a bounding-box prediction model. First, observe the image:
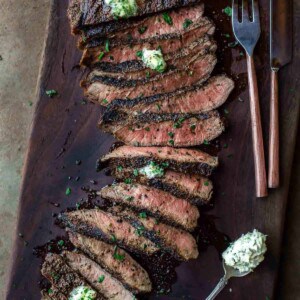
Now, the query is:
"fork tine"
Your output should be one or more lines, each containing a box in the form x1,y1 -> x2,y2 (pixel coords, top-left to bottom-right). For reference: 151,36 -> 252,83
242,0 -> 250,21
232,0 -> 239,22
252,0 -> 260,23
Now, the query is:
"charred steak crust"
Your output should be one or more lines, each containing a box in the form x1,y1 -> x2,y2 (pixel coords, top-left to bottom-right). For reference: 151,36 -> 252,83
69,0 -> 202,33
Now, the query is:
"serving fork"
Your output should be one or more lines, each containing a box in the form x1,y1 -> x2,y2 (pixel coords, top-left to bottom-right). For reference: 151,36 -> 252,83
232,0 -> 267,197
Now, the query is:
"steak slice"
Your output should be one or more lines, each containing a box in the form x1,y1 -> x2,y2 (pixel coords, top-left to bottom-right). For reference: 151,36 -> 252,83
108,75 -> 234,114
99,183 -> 200,231
63,251 -> 135,300
68,231 -> 152,293
110,206 -> 199,261
58,209 -> 159,254
99,110 -> 225,147
41,287 -> 67,300
81,3 -> 204,42
41,253 -> 102,299
69,0 -> 202,33
82,53 -> 217,104
80,17 -> 215,65
98,145 -> 218,176
112,169 -> 213,205
83,36 -> 216,81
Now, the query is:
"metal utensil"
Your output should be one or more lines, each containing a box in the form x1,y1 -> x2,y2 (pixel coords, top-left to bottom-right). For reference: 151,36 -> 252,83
232,0 -> 267,197
269,0 -> 293,188
205,260 -> 251,300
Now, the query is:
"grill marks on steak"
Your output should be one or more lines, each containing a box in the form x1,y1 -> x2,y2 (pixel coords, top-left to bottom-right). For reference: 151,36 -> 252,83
99,110 -> 224,147
112,169 -> 213,205
108,75 -> 234,114
68,231 -> 152,293
59,209 -> 159,254
82,53 -> 217,104
63,251 -> 135,300
41,253 -> 102,299
84,36 -> 217,82
81,3 -> 204,45
110,206 -> 199,261
99,145 -> 218,176
68,0 -> 202,33
99,183 -> 199,231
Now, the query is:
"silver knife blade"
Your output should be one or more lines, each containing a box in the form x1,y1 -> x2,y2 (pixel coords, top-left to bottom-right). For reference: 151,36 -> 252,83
270,0 -> 293,69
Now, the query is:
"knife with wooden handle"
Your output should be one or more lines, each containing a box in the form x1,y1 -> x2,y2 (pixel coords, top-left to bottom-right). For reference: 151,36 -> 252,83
269,0 -> 293,188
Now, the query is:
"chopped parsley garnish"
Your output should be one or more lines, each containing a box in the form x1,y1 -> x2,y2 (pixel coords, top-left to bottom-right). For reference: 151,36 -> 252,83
48,288 -> 53,295
102,98 -> 108,105
228,41 -> 239,48
156,104 -> 161,111
168,132 -> 174,138
183,18 -> 193,29
98,52 -> 105,60
111,234 -> 117,242
58,240 -> 64,247
173,117 -> 185,128
204,181 -> 210,186
139,161 -> 165,178
98,275 -> 105,283
117,165 -> 123,172
223,6 -> 232,17
65,187 -> 71,196
113,246 -> 125,261
162,12 -> 173,25
126,196 -> 134,201
190,124 -> 196,132
138,26 -> 148,34
145,71 -> 150,79
135,225 -> 145,236
144,127 -> 150,131
203,139 -> 210,145
124,178 -> 132,184
133,169 -> 139,176
161,162 -> 169,168
136,50 -> 143,58
105,40 -> 110,52
139,212 -> 147,219
223,143 -> 228,149
168,139 -> 175,146
46,89 -> 58,98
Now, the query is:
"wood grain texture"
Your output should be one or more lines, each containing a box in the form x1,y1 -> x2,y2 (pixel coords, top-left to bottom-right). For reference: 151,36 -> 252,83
246,54 -> 268,197
269,70 -> 280,188
4,0 -> 300,299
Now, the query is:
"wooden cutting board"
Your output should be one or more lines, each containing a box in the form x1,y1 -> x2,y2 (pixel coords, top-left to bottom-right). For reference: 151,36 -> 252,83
5,0 -> 300,299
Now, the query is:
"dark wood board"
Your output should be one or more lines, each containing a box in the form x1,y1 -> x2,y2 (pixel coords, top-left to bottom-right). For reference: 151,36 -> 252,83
5,0 -> 300,299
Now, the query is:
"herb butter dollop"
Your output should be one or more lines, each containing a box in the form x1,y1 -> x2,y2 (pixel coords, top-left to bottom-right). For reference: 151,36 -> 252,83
139,162 -> 165,179
69,286 -> 97,300
142,49 -> 167,73
105,0 -> 138,18
222,229 -> 267,273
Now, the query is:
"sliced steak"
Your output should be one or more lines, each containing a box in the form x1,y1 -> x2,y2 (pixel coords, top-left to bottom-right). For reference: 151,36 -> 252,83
58,209 -> 159,254
63,251 -> 134,300
112,169 -> 213,205
98,145 -> 218,176
41,253 -> 101,299
80,17 -> 215,65
99,110 -> 225,147
41,288 -> 67,300
68,231 -> 152,293
86,37 -> 217,81
69,0 -> 202,33
81,3 -> 204,42
82,53 -> 217,104
99,183 -> 199,231
108,75 -> 234,114
110,206 -> 199,261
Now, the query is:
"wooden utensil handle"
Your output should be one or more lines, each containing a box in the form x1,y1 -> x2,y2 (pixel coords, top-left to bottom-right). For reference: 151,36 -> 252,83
268,69 -> 280,188
246,54 -> 268,197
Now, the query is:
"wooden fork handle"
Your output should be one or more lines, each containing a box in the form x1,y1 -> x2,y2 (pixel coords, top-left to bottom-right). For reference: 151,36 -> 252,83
268,69 -> 280,188
246,54 -> 268,197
